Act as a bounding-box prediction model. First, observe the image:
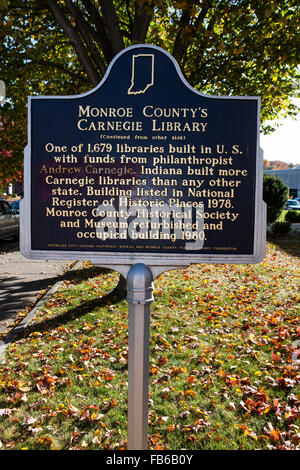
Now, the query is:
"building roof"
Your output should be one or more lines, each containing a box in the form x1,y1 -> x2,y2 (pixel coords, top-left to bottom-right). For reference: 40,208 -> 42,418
264,167 -> 300,189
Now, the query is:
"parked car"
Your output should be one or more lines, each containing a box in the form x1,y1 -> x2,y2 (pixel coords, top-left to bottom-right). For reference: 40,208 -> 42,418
284,199 -> 300,210
0,198 -> 19,240
10,199 -> 20,214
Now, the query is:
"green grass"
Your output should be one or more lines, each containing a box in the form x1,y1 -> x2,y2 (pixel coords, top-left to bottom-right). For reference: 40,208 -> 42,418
278,210 -> 288,222
277,209 -> 300,223
0,240 -> 299,450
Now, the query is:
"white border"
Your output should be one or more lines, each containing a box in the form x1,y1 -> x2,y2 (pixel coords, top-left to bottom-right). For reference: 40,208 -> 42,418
21,44 -> 266,270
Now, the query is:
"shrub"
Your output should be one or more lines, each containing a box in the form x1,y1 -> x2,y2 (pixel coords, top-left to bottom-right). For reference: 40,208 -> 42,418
285,210 -> 300,223
271,221 -> 291,234
263,175 -> 289,224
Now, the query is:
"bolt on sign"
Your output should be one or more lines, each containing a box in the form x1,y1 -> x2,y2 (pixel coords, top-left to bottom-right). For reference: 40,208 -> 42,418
21,45 -> 266,266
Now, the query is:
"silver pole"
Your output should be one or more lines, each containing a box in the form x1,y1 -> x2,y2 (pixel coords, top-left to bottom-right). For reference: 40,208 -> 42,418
126,263 -> 154,450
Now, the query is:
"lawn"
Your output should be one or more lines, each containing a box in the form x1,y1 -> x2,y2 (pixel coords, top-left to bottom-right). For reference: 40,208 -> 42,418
0,234 -> 299,450
278,210 -> 288,221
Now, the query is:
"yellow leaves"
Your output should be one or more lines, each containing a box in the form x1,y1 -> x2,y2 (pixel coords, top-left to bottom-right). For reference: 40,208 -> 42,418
227,376 -> 238,384
109,397 -> 118,408
56,403 -> 70,416
90,412 -> 102,421
240,425 -> 258,441
31,331 -> 42,337
170,366 -> 187,376
266,422 -> 280,442
233,46 -> 244,55
37,436 -> 53,447
13,380 -> 29,393
150,365 -> 159,375
157,416 -> 169,425
263,406 -> 271,414
248,333 -> 256,344
215,359 -> 224,365
183,389 -> 196,398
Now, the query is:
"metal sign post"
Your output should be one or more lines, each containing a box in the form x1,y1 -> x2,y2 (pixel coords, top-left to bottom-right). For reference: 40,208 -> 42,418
126,263 -> 154,450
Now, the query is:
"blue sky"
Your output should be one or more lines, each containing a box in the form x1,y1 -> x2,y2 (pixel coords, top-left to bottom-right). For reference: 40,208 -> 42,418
260,98 -> 300,165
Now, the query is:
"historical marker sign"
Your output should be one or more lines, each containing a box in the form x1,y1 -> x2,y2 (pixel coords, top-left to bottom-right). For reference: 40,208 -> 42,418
21,44 -> 267,451
21,44 -> 266,266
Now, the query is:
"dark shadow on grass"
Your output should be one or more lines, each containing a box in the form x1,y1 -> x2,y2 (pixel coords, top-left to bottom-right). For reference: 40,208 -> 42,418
0,267 -> 116,332
3,268 -> 127,346
0,266 -> 117,341
63,266 -> 126,297
63,265 -> 112,283
267,231 -> 300,259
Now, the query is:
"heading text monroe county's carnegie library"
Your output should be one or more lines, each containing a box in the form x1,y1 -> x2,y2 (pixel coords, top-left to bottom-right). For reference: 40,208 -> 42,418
76,105 -> 208,132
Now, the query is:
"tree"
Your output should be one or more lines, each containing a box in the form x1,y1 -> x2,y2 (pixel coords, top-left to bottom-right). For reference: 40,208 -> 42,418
263,174 -> 289,224
0,116 -> 23,191
0,0 -> 299,184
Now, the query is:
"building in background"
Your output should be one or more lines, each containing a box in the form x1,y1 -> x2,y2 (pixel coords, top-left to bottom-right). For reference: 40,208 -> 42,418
264,166 -> 300,198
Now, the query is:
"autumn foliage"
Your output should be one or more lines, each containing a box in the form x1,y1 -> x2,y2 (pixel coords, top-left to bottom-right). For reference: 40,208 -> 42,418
0,238 -> 299,450
0,116 -> 23,189
0,1 -> 299,185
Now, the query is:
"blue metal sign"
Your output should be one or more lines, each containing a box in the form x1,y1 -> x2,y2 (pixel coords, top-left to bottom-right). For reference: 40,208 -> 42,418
21,44 -> 266,266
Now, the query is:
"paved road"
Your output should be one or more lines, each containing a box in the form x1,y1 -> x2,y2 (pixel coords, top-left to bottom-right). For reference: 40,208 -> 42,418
0,240 -> 70,336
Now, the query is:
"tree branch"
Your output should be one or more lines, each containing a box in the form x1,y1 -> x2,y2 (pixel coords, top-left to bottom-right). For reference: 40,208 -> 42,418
172,4 -> 193,63
64,0 -> 106,77
132,0 -> 154,43
172,1 -> 212,66
99,0 -> 124,55
125,0 -> 134,33
81,0 -> 114,64
194,1 -> 212,30
46,0 -> 101,86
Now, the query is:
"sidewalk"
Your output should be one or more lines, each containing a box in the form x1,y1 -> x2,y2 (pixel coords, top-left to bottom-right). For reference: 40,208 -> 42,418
0,246 -> 71,337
